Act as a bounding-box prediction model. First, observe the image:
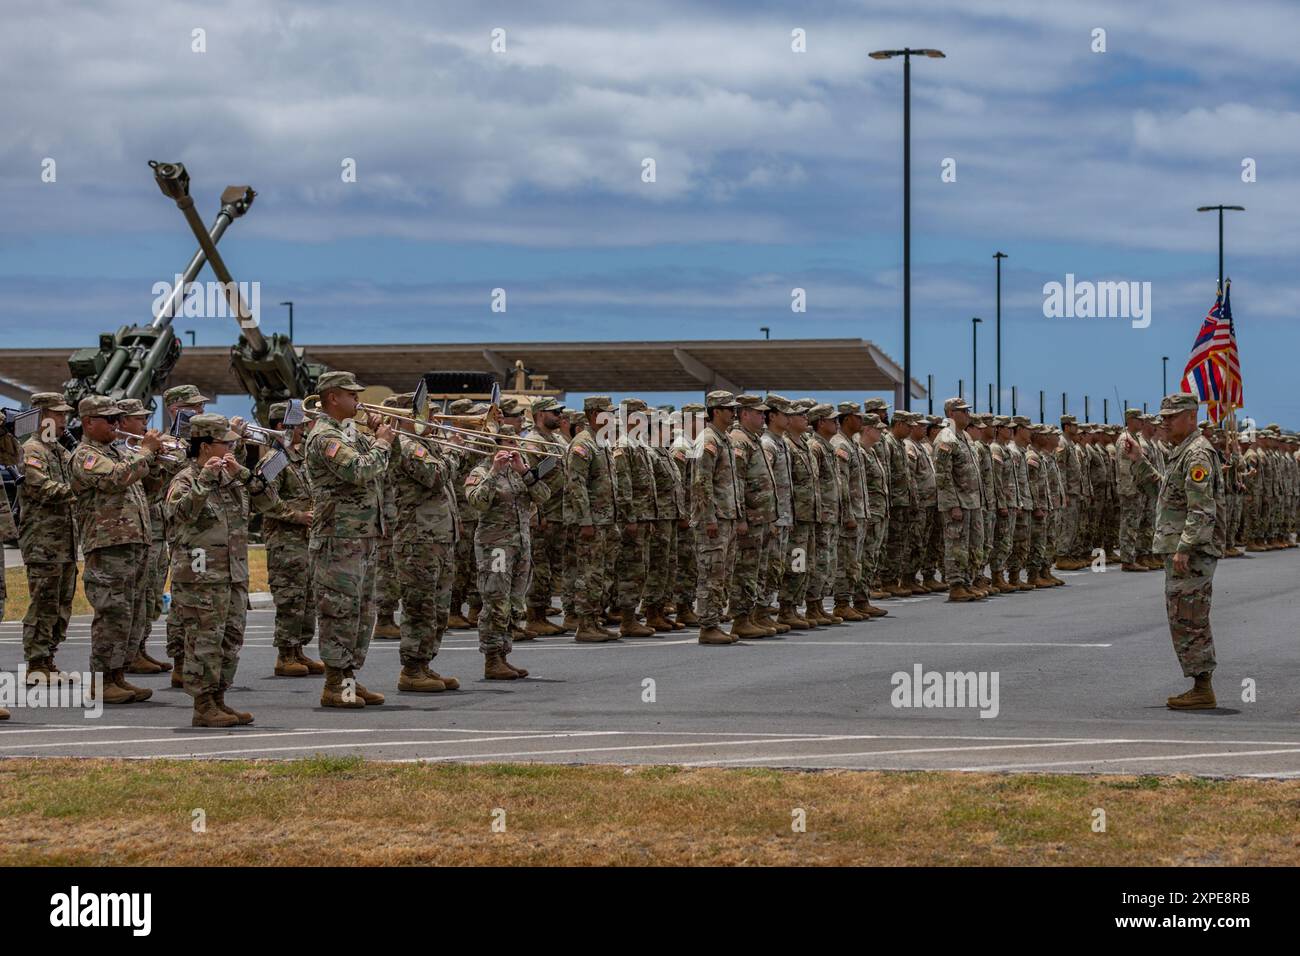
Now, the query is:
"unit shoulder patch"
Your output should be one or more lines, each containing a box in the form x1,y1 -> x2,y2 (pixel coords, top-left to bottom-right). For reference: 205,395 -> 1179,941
1189,463 -> 1209,482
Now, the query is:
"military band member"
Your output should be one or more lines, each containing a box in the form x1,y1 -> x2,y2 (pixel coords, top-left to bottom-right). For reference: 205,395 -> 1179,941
161,384 -> 211,686
729,394 -> 778,638
693,390 -> 744,644
304,371 -> 394,709
372,394 -> 405,640
0,419 -> 16,717
447,398 -> 482,628
522,397 -> 568,636
17,392 -> 78,683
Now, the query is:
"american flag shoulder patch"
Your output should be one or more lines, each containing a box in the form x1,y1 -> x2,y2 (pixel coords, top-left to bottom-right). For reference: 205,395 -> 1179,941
414,446 -> 427,459
703,440 -> 717,456
325,440 -> 341,459
25,456 -> 42,469
572,444 -> 589,459
82,454 -> 98,470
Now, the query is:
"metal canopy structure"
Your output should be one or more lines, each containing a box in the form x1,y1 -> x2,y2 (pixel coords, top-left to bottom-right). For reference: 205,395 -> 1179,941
0,338 -> 925,405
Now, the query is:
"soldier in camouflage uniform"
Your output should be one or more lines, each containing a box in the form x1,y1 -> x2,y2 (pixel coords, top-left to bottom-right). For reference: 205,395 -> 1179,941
304,371 -> 394,709
988,415 -> 1018,592
1007,416 -> 1036,590
250,402 -> 320,677
882,410 -> 917,597
728,394 -> 778,638
17,393 -> 78,682
566,395 -> 623,642
166,414 -> 260,727
448,398 -> 482,628
854,413 -> 890,617
920,417 -> 947,590
904,414 -> 937,593
1042,427 -> 1068,584
778,400 -> 818,629
371,395 -> 405,640
1126,393 -> 1224,709
1116,410 -> 1148,571
933,398 -> 984,602
522,397 -> 569,635
861,399 -> 892,598
672,403 -> 704,626
644,404 -> 687,632
555,408 -> 584,626
1054,416 -> 1085,569
613,399 -> 656,637
71,396 -> 163,704
806,404 -> 841,623
964,415 -> 994,596
464,427 -> 551,678
759,394 -> 795,633
693,391 -> 744,644
830,401 -> 868,620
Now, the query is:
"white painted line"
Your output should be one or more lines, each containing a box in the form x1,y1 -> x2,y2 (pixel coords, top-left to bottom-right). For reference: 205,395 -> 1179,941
760,641 -> 1112,648
161,731 -> 631,759
963,748 -> 1300,772
0,729 -> 379,751
677,739 -> 1110,767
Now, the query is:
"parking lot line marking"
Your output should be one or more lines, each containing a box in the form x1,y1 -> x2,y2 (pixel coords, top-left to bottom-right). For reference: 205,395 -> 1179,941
964,747 -> 1300,772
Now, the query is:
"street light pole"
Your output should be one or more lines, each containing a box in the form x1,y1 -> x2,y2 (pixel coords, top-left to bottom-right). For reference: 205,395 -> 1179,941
1195,205 -> 1244,291
971,317 -> 982,411
993,251 -> 1007,414
280,300 -> 294,341
871,46 -> 945,411
1162,355 -> 1169,396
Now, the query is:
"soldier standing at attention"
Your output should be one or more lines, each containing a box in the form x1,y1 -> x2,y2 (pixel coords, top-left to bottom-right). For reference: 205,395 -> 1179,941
522,397 -> 568,636
853,413 -> 890,617
806,404 -> 842,624
17,392 -> 78,683
1125,393 -> 1225,709
465,428 -> 551,678
882,410 -> 917,598
166,414 -> 260,727
933,398 -> 983,603
446,398 -> 480,628
1116,409 -> 1148,571
644,405 -> 686,632
728,394 -> 777,638
251,402 -> 320,678
304,371 -> 395,709
830,401 -> 868,620
904,413 -> 937,594
970,415 -> 997,595
779,400 -> 818,629
566,396 -> 622,642
1006,416 -> 1036,591
693,390 -> 744,644
613,399 -> 656,638
71,396 -> 162,703
988,416 -> 1018,592
759,394 -> 795,633
670,403 -> 704,627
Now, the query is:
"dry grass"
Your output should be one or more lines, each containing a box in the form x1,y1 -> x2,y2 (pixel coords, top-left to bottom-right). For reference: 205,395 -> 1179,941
1,758 -> 1297,866
2,547 -> 268,621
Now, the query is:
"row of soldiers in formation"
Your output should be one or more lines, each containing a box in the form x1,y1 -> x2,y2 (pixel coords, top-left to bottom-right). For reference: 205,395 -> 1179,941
2,375 -> 1297,722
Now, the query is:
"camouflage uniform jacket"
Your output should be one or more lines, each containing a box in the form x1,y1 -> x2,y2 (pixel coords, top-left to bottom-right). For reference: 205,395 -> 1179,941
974,440 -> 995,509
906,437 -> 938,508
760,429 -> 794,527
465,459 -> 551,547
69,436 -> 153,552
18,434 -> 77,563
731,424 -> 777,525
303,416 -> 392,539
883,431 -> 915,507
1057,438 -> 1084,496
521,428 -> 567,523
933,424 -> 983,511
565,426 -> 619,527
784,432 -> 819,522
1132,432 -> 1223,557
393,437 -> 457,545
1025,447 -> 1048,511
990,441 -> 1013,510
615,438 -> 659,523
251,444 -> 312,549
808,431 -> 840,524
1043,451 -> 1065,508
164,461 -> 251,585
1008,442 -> 1033,510
830,431 -> 867,520
1115,429 -> 1143,496
648,445 -> 685,521
860,441 -> 888,520
691,421 -> 741,527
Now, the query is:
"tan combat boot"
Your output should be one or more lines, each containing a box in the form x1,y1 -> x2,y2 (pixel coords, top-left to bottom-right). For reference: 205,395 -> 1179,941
749,609 -> 779,636
619,608 -> 655,638
484,651 -> 518,680
399,665 -> 446,693
908,579 -> 929,596
643,604 -> 675,633
947,585 -> 974,603
1166,674 -> 1216,710
833,603 -> 864,622
294,645 -> 325,674
424,663 -> 459,691
756,607 -> 788,633
142,648 -> 172,671
275,648 -> 309,677
1031,571 -> 1054,589
320,666 -> 365,708
447,611 -> 471,629
675,604 -> 700,626
372,614 -> 400,640
730,613 -> 768,640
1121,561 -> 1147,572
557,612 -> 580,634
857,598 -> 888,618
501,653 -> 529,678
24,658 -> 51,686
192,692 -> 238,728
171,655 -> 185,688
575,617 -> 620,643
466,605 -> 482,628
213,689 -> 254,725
114,668 -> 153,702
698,626 -> 733,645
778,603 -> 809,630
926,573 -> 948,592
90,671 -> 136,705
345,668 -> 385,705
0,706 -> 8,720
126,652 -> 162,675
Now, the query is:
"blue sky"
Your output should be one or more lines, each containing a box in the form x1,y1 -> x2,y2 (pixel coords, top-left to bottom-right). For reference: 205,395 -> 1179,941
3,0 -> 1297,424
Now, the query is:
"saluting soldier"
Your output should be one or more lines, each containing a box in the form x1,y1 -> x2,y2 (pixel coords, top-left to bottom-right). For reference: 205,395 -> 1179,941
728,394 -> 778,638
566,395 -> 622,642
304,371 -> 395,709
465,427 -> 551,678
250,401 -> 321,677
17,392 -> 78,683
70,396 -> 162,704
1126,393 -> 1225,710
166,414 -> 259,727
830,401 -> 868,621
692,390 -> 744,644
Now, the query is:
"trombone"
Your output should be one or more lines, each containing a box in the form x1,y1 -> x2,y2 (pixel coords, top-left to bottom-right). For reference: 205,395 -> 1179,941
300,395 -> 498,457
357,401 -> 567,452
114,429 -> 185,463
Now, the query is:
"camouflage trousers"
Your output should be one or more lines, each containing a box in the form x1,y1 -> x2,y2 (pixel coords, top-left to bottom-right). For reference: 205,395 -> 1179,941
174,581 -> 247,696
574,524 -> 617,620
730,520 -> 770,615
981,508 -> 995,572
762,523 -> 790,607
884,505 -> 914,582
1224,495 -> 1242,549
127,541 -> 165,663
779,520 -> 813,606
694,518 -> 737,628
644,518 -> 679,607
166,585 -> 185,659
527,517 -> 565,613
1163,552 -> 1217,678
907,507 -> 933,579
22,560 -> 76,662
267,536 -> 316,650
1009,508 -> 1032,571
1028,510 -> 1050,571
146,537 -> 168,622
395,538 -> 452,665
476,536 -> 531,656
833,521 -> 865,603
83,544 -> 149,673
453,519 -> 481,612
923,507 -> 943,576
808,522 -> 837,603
312,536 -> 378,672
374,536 -> 401,619
1057,499 -> 1080,557
859,515 -> 886,599
561,525 -> 578,614
1117,494 -> 1146,563
615,522 -> 650,611
941,509 -> 979,588
990,508 -> 1017,573
675,523 -> 698,608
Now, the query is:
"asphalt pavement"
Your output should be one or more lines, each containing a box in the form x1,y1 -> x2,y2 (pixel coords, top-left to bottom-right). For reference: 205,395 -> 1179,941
2,551 -> 1298,776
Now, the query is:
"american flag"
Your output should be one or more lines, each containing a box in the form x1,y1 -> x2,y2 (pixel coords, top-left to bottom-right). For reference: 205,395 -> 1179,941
1217,281 -> 1243,410
1180,282 -> 1243,423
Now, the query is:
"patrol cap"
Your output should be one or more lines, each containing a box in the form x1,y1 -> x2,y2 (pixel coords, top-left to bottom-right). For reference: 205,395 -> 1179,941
499,397 -> 523,416
30,392 -> 74,413
943,396 -> 971,414
316,371 -> 366,394
680,402 -> 705,415
893,410 -> 918,425
993,415 -> 1012,427
836,400 -> 861,416
787,400 -> 811,418
496,424 -> 518,438
116,398 -> 150,418
1011,415 -> 1032,427
765,392 -> 792,414
1158,393 -> 1199,416
446,399 -> 476,415
562,408 -> 586,424
926,415 -> 944,427
381,392 -> 413,409
78,396 -> 125,419
705,390 -> 738,409
163,384 -> 210,407
1124,407 -> 1143,419
584,395 -> 615,413
189,413 -> 240,442
268,401 -> 288,422
469,403 -> 490,416
863,398 -> 889,414
807,403 -> 835,422
1060,414 -> 1077,426
657,404 -> 676,414
735,394 -> 770,412
530,396 -> 560,414
860,412 -> 883,429
621,397 -> 649,413
975,413 -> 995,426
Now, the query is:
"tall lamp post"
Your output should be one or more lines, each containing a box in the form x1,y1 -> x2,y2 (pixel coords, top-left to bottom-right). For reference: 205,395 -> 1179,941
993,251 -> 1007,413
971,317 -> 982,411
870,46 -> 946,411
1162,356 -> 1169,396
280,300 -> 294,341
1195,205 -> 1244,291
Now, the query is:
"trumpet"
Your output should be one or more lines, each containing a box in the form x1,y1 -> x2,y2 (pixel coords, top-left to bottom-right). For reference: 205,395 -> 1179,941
114,429 -> 185,463
243,423 -> 292,446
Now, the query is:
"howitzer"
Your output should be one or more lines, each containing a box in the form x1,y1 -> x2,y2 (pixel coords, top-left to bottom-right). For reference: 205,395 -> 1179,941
148,161 -> 328,424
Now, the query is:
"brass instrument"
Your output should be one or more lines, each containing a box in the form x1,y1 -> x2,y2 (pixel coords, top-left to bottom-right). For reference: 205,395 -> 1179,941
114,428 -> 185,463
299,395 -> 498,457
